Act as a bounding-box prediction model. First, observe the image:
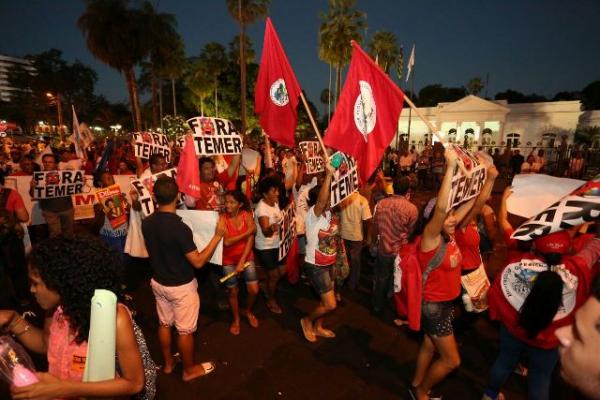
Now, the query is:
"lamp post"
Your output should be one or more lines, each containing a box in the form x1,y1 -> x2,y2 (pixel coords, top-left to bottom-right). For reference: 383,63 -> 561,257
46,92 -> 64,143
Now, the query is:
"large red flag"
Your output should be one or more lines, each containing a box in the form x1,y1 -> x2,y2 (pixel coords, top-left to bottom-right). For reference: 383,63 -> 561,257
255,18 -> 301,147
176,135 -> 201,198
323,41 -> 405,182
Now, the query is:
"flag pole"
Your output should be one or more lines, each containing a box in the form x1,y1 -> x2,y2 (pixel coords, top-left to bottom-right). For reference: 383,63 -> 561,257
299,91 -> 329,160
406,66 -> 415,146
403,94 -> 443,143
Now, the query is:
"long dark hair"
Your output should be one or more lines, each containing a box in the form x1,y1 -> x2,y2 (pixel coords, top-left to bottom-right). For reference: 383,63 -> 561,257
224,189 -> 251,212
518,253 -> 564,339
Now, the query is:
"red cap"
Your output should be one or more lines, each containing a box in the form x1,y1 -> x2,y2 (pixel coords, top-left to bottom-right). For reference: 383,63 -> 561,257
534,231 -> 572,254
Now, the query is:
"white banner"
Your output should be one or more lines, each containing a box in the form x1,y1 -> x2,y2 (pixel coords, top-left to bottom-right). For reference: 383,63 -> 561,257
130,168 -> 179,217
447,146 -> 487,210
176,210 -> 223,265
299,141 -> 325,175
278,200 -> 296,261
187,116 -> 242,156
31,170 -> 86,199
132,131 -> 172,163
329,152 -> 359,207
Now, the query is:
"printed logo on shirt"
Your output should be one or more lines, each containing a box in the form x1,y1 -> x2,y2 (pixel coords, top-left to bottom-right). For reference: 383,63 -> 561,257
500,259 -> 578,321
314,214 -> 340,265
71,354 -> 87,373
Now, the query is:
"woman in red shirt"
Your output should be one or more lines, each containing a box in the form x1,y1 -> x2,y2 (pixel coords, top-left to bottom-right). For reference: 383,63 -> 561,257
410,148 -> 491,400
222,190 -> 258,335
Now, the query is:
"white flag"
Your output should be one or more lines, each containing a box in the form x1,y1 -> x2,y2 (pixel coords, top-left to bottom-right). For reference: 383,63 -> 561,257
70,105 -> 85,159
406,44 -> 415,82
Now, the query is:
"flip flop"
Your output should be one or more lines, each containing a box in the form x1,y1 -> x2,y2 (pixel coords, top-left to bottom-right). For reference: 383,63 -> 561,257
300,318 -> 317,342
246,312 -> 259,328
267,301 -> 282,314
201,362 -> 215,376
229,323 -> 240,336
315,328 -> 336,338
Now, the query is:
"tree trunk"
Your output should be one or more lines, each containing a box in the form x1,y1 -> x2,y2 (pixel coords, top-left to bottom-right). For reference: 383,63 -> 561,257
214,79 -> 219,117
123,68 -> 136,131
327,63 -> 332,124
151,72 -> 158,129
171,79 -> 177,116
239,24 -> 247,134
200,97 -> 204,116
125,67 -> 142,131
158,78 -> 164,132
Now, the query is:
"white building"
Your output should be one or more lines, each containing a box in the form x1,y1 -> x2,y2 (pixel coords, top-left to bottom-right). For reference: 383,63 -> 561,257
396,95 -> 600,150
0,54 -> 36,102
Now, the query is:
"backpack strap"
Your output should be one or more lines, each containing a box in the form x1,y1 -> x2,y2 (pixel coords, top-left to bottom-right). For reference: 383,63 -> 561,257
421,239 -> 448,288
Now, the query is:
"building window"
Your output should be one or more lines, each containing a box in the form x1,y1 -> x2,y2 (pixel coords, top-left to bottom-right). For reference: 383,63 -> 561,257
447,128 -> 457,143
482,128 -> 492,145
424,133 -> 431,145
542,133 -> 556,148
507,133 -> 520,148
463,128 -> 475,147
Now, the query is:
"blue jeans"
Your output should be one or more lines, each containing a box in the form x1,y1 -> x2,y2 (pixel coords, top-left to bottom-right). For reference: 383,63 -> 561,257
372,253 -> 395,312
486,325 -> 559,400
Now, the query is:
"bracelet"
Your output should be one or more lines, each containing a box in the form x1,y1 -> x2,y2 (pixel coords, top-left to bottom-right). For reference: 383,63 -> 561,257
13,323 -> 31,338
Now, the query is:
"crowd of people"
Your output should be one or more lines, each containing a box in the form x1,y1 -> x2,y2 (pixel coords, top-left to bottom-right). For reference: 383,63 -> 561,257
0,132 -> 599,400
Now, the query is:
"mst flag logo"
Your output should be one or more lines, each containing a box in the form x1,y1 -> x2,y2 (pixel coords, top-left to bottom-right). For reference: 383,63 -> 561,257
354,80 -> 376,141
270,78 -> 289,106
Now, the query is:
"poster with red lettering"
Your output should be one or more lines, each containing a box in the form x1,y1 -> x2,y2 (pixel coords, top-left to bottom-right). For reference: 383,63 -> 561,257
186,117 -> 243,156
132,131 -> 172,163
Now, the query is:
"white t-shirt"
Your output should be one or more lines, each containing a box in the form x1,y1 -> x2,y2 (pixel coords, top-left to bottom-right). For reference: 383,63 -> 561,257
293,177 -> 317,235
59,159 -> 83,171
254,199 -> 282,250
304,207 -> 340,266
240,147 -> 260,176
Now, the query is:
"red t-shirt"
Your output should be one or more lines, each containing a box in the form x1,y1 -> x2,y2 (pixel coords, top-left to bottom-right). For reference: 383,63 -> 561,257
418,239 -> 463,302
195,181 -> 224,211
455,224 -> 481,271
1,188 -> 25,213
488,239 -> 600,349
216,155 -> 238,191
222,211 -> 254,266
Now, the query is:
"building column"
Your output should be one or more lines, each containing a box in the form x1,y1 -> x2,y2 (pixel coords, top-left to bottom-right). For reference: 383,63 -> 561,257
498,121 -> 506,144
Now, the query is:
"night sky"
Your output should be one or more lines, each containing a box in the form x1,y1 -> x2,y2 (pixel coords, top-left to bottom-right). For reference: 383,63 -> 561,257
1,0 -> 599,111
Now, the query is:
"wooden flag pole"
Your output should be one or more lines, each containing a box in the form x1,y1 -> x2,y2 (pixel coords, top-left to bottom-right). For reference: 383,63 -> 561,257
402,94 -> 444,143
299,91 -> 330,160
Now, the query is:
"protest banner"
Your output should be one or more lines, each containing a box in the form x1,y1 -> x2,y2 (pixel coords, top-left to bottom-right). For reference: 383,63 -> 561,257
176,210 -> 223,265
278,200 -> 296,261
130,168 -> 179,217
511,176 -> 600,241
186,116 -> 242,156
329,152 -> 359,207
72,192 -> 96,220
95,184 -> 128,229
31,170 -> 85,200
507,174 -> 584,219
299,141 -> 325,174
447,146 -> 487,210
132,131 -> 171,163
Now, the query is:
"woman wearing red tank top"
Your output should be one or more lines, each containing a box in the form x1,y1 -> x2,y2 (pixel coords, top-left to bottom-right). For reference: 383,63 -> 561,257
410,148 -> 495,400
222,190 -> 258,336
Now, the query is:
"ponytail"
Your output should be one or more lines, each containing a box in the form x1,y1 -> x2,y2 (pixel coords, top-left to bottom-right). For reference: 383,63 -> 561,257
518,268 -> 563,339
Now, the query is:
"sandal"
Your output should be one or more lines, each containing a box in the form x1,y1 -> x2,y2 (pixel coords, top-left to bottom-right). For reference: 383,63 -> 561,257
300,318 -> 317,342
315,327 -> 336,338
267,301 -> 282,314
229,322 -> 240,336
246,312 -> 259,328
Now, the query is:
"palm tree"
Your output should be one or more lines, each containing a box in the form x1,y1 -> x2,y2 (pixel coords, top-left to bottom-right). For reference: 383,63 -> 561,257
78,0 -> 150,131
226,0 -> 271,134
184,58 -> 213,116
368,30 -> 399,74
318,0 -> 366,107
467,77 -> 484,96
199,42 -> 227,116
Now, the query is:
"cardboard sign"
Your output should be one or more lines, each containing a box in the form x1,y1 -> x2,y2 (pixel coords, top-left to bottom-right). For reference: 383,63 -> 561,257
512,177 -> 600,241
187,117 -> 242,156
31,170 -> 86,199
299,141 -> 325,175
130,168 -> 179,217
72,192 -> 96,220
329,152 -> 359,207
132,131 -> 171,163
95,184 -> 128,229
278,200 -> 296,261
447,146 -> 487,210
176,210 -> 223,265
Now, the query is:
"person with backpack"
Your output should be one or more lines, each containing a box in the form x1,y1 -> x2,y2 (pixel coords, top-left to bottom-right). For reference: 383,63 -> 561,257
409,147 -> 485,400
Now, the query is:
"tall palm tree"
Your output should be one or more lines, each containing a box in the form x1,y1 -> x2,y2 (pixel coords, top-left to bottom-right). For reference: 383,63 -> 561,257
78,0 -> 149,131
368,30 -> 399,74
185,58 -> 213,116
199,42 -> 227,116
226,0 -> 270,134
318,0 -> 366,107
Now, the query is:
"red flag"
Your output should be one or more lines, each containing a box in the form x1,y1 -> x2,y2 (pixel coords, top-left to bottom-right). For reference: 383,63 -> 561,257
255,18 -> 301,147
323,41 -> 405,182
176,135 -> 201,198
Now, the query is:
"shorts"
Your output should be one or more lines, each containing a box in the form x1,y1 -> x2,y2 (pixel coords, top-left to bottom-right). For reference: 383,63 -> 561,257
255,248 -> 286,270
421,300 -> 454,337
303,262 -> 334,295
222,261 -> 258,288
150,278 -> 199,335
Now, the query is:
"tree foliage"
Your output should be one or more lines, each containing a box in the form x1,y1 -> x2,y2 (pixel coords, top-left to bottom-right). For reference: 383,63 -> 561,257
368,30 -> 399,74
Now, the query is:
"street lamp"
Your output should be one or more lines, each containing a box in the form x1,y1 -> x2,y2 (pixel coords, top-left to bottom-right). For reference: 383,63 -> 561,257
46,92 -> 64,143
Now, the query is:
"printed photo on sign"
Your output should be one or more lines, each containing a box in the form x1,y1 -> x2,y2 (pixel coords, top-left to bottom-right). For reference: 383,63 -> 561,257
187,117 -> 242,156
95,184 -> 128,229
447,146 -> 487,210
130,168 -> 180,217
278,200 -> 296,261
512,177 -> 600,241
132,131 -> 171,163
299,141 -> 325,175
31,170 -> 86,200
329,152 -> 359,207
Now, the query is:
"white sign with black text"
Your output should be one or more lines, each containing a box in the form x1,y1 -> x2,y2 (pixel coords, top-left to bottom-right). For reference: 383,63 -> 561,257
187,117 -> 242,156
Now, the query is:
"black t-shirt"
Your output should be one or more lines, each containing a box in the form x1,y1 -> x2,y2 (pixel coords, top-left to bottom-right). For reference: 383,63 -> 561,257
141,211 -> 197,286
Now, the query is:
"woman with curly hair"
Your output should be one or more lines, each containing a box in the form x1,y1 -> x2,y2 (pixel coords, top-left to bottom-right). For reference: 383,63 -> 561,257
0,234 -> 152,399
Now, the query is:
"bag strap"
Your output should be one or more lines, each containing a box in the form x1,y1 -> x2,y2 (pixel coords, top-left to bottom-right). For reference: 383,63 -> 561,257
421,238 -> 448,288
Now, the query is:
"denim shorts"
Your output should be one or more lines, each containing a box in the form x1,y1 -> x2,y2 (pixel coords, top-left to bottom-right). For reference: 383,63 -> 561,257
222,261 -> 258,288
421,300 -> 454,337
255,248 -> 286,270
303,262 -> 334,295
